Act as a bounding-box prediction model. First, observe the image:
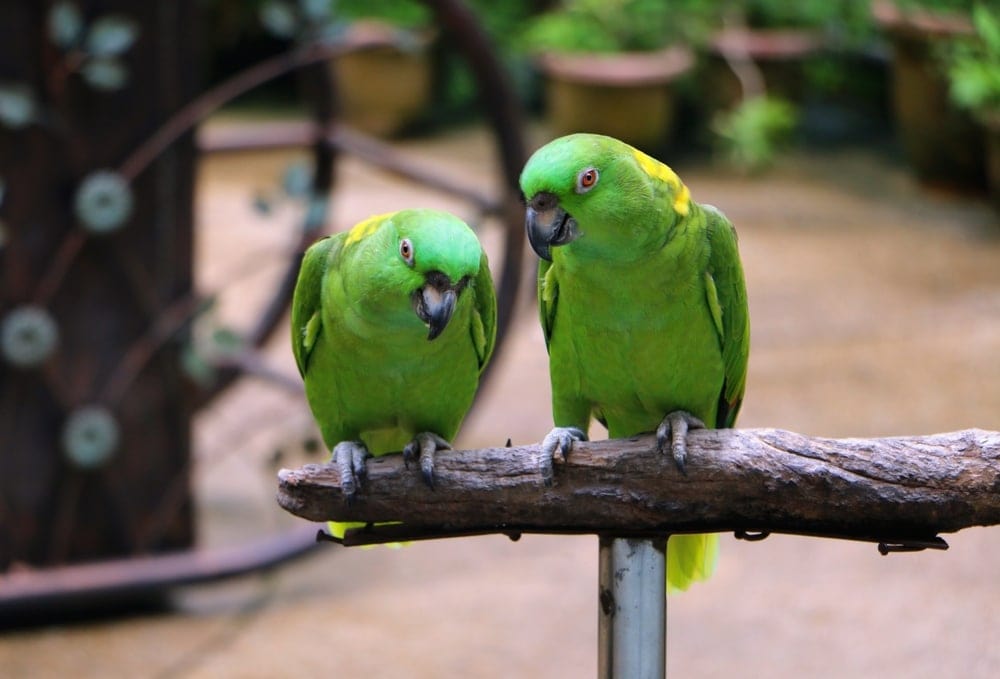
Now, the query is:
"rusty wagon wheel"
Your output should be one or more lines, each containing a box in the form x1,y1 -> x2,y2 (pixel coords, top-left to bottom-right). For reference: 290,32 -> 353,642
0,0 -> 527,618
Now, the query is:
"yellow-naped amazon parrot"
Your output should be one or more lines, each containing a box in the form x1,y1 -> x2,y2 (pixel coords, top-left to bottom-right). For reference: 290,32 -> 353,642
291,209 -> 496,537
520,133 -> 750,592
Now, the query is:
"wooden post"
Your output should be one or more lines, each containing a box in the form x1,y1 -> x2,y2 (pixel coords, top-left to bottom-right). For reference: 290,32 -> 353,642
0,2 -> 200,568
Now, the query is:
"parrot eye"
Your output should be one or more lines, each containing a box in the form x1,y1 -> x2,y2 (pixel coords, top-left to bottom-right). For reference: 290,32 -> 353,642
399,238 -> 414,266
576,167 -> 599,194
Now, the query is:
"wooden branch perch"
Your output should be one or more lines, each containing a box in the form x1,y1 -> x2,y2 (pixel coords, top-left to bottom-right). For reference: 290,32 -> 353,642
276,428 -> 1000,549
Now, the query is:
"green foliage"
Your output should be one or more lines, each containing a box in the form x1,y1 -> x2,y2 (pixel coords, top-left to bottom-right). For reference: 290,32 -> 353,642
335,0 -> 431,29
522,0 -> 715,53
736,0 -> 876,46
892,0 -> 976,13
943,4 -> 1000,115
713,96 -> 798,172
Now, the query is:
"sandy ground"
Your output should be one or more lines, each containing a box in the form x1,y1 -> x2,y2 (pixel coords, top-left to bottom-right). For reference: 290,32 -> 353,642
1,122 -> 999,678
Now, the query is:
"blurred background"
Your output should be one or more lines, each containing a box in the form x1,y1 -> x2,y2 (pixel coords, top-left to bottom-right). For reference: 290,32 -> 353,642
1,0 -> 998,676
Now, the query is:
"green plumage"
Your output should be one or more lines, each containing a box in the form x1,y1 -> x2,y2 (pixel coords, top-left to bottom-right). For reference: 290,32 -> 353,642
521,134 -> 750,592
291,209 -> 496,535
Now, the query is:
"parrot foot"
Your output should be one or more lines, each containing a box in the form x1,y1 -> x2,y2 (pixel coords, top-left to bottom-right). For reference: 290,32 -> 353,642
539,427 -> 587,486
655,411 -> 705,474
403,432 -> 451,489
333,440 -> 371,504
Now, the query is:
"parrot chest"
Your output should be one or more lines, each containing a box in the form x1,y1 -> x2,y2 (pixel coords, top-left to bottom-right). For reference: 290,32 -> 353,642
304,303 -> 480,453
549,261 -> 724,434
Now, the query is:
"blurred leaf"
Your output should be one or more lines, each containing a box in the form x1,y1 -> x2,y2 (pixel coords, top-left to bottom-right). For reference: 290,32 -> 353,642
282,161 -> 312,198
299,0 -> 331,22
0,219 -> 7,251
972,4 -> 1000,53
304,195 -> 329,232
181,343 -> 217,387
260,1 -> 298,38
85,14 -> 139,57
74,170 -> 133,233
48,1 -> 84,49
713,96 -> 798,173
81,57 -> 129,91
195,295 -> 218,317
0,82 -> 37,129
211,327 -> 245,354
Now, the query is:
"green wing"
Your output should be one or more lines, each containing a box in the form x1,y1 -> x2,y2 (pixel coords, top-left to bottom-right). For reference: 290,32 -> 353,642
290,234 -> 342,377
537,258 -> 558,352
472,250 -> 498,373
703,205 -> 750,428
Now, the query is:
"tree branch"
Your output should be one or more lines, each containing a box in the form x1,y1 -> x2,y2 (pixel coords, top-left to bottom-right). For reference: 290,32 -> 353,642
276,428 -> 1000,549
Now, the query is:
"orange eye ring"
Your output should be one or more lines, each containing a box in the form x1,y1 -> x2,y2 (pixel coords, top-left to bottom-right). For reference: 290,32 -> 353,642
399,238 -> 414,265
576,167 -> 599,193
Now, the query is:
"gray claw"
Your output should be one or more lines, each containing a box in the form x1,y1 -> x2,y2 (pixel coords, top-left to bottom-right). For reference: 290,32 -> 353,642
333,440 -> 371,503
539,426 -> 587,486
403,432 -> 451,489
655,411 -> 705,474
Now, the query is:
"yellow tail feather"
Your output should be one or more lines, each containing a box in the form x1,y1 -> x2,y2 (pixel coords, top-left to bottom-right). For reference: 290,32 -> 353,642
666,533 -> 720,593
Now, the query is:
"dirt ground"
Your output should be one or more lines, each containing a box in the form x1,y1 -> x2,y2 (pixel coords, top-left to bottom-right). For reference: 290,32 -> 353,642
1,122 -> 999,678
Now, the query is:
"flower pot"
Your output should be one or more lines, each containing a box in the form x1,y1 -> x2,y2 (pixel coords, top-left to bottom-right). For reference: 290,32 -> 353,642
703,28 -> 826,111
535,46 -> 694,151
330,21 -> 433,138
873,1 -> 987,190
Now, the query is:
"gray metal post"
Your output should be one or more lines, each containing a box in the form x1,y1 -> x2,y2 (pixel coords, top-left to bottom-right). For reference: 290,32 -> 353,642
598,536 -> 667,679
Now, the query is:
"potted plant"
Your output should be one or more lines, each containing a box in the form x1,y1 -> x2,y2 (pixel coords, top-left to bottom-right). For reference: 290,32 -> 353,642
521,0 -> 711,151
942,4 -> 1000,207
329,0 -> 435,137
873,0 -> 987,189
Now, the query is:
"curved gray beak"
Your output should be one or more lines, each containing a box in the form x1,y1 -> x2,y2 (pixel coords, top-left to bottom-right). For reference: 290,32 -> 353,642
414,273 -> 461,340
525,192 -> 578,261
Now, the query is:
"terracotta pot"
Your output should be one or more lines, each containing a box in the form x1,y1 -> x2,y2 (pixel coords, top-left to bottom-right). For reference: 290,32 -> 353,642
703,28 -> 826,111
536,46 -> 694,151
873,1 -> 987,190
330,21 -> 433,138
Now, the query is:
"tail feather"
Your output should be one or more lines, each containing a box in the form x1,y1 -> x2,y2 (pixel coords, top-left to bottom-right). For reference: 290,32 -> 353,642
327,521 -> 407,549
667,533 -> 720,593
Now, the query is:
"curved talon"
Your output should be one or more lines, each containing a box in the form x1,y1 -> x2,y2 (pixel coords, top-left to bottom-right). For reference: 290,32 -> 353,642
404,432 -> 451,489
656,411 -> 705,474
539,426 -> 587,486
333,440 -> 370,504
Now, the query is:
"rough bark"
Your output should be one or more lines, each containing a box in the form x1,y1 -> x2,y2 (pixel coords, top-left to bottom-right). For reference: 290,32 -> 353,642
276,428 -> 1000,547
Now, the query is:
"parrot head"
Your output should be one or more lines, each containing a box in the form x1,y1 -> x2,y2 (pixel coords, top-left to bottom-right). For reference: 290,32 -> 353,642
346,209 -> 483,340
519,133 -> 690,263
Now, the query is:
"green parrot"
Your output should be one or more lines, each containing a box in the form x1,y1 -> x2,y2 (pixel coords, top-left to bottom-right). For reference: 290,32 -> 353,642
291,209 -> 496,537
520,133 -> 750,592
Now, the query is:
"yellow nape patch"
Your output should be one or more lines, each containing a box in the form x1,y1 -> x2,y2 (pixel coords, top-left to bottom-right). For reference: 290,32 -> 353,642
345,213 -> 390,246
631,148 -> 691,217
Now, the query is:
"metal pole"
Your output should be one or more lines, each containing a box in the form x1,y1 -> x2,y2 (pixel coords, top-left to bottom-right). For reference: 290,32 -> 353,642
598,536 -> 667,678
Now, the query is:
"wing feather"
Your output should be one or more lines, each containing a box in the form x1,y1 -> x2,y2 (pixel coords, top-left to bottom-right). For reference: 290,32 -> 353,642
703,205 -> 750,428
290,235 -> 342,377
